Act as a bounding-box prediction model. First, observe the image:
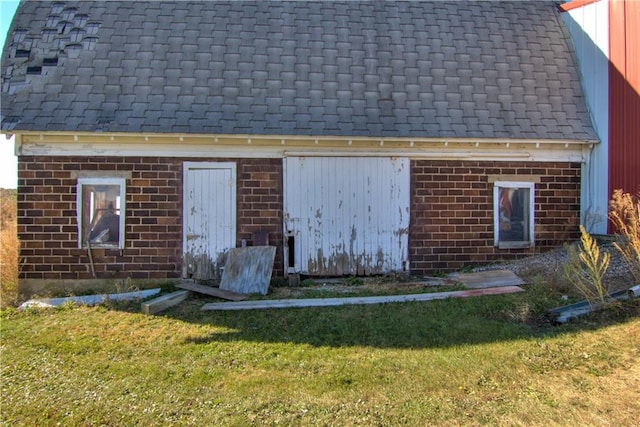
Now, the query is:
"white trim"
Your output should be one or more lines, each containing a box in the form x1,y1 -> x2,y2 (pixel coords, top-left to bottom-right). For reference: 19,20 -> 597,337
282,157 -> 293,274
13,131 -> 593,162
182,161 -> 237,172
282,150 -> 585,162
76,176 -> 126,249
493,181 -> 535,248
282,150 -> 534,158
11,130 -> 599,145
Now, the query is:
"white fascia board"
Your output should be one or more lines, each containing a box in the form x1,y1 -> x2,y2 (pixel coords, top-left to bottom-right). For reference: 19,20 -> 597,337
15,131 -> 593,162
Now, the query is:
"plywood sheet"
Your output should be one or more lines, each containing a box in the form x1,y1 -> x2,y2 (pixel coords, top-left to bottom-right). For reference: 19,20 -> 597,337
219,246 -> 276,295
455,270 -> 525,289
201,286 -> 524,311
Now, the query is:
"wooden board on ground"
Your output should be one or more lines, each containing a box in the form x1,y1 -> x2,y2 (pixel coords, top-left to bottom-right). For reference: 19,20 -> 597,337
176,281 -> 248,301
454,270 -> 525,289
19,288 -> 162,309
201,286 -> 524,311
220,246 -> 276,295
141,290 -> 191,315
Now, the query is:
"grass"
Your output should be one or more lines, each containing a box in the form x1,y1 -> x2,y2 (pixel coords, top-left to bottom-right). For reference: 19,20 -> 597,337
2,286 -> 639,426
2,190 -> 639,425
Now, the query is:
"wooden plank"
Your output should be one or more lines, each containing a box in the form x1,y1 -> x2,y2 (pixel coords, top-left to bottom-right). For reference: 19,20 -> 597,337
219,246 -> 276,295
201,286 -> 524,311
19,288 -> 162,310
141,290 -> 191,315
454,270 -> 525,289
176,282 -> 248,301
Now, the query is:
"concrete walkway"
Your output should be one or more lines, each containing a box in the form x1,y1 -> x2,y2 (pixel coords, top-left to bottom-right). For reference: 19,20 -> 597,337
201,286 -> 524,311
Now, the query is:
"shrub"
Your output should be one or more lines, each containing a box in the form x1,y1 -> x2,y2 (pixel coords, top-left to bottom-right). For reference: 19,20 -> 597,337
609,189 -> 640,283
1,189 -> 19,308
563,225 -> 610,306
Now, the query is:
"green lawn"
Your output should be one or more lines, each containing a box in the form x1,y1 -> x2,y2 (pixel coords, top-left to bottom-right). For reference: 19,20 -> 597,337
2,286 -> 639,426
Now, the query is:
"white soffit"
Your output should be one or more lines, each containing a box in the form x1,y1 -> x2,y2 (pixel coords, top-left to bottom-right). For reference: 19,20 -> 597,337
14,132 -> 594,162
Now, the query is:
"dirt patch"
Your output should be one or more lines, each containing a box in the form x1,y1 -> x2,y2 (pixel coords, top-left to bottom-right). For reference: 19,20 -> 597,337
269,276 -> 463,299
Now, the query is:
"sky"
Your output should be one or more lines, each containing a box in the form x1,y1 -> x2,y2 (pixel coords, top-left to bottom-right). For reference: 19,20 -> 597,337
0,0 -> 20,188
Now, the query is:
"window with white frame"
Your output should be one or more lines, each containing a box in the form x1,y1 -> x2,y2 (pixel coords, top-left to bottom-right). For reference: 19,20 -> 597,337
493,181 -> 534,248
77,177 -> 126,249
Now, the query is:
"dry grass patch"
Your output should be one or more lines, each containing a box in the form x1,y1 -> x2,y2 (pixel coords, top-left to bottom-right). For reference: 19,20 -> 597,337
0,188 -> 19,308
610,189 -> 640,282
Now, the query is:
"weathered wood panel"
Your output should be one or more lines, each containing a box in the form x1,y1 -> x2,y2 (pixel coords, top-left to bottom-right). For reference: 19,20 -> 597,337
284,157 -> 409,276
183,162 -> 236,281
219,246 -> 276,295
141,290 -> 191,314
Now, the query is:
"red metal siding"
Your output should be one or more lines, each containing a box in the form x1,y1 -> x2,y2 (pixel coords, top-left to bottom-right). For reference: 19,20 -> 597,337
609,0 -> 640,202
558,0 -> 601,13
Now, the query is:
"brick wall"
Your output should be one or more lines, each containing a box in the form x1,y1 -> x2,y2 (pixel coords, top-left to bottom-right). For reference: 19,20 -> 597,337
17,156 -> 283,286
17,156 -> 579,287
236,159 -> 283,273
409,160 -> 581,274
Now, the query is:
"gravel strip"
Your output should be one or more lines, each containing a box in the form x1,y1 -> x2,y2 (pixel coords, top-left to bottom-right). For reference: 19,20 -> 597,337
474,243 -> 635,286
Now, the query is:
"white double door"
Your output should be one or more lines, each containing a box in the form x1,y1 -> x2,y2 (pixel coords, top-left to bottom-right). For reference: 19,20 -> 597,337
284,157 -> 410,276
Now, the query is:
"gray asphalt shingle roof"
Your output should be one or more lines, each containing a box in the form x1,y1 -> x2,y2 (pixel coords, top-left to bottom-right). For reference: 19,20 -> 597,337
1,0 -> 597,140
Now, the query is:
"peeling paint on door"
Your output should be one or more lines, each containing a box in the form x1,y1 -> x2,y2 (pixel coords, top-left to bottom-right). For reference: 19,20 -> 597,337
183,162 -> 236,281
284,157 -> 409,276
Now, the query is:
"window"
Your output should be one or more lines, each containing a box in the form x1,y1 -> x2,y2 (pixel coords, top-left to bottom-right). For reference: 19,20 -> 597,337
77,177 -> 125,249
493,181 -> 534,248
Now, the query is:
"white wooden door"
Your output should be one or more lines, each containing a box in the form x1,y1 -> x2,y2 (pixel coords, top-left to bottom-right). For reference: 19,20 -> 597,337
284,157 -> 409,276
183,162 -> 236,281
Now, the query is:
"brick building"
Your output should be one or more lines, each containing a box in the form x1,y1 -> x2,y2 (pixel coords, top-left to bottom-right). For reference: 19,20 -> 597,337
1,1 -> 596,296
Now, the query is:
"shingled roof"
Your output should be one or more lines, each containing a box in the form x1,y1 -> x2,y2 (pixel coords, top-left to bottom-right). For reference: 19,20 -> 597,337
1,1 -> 597,141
